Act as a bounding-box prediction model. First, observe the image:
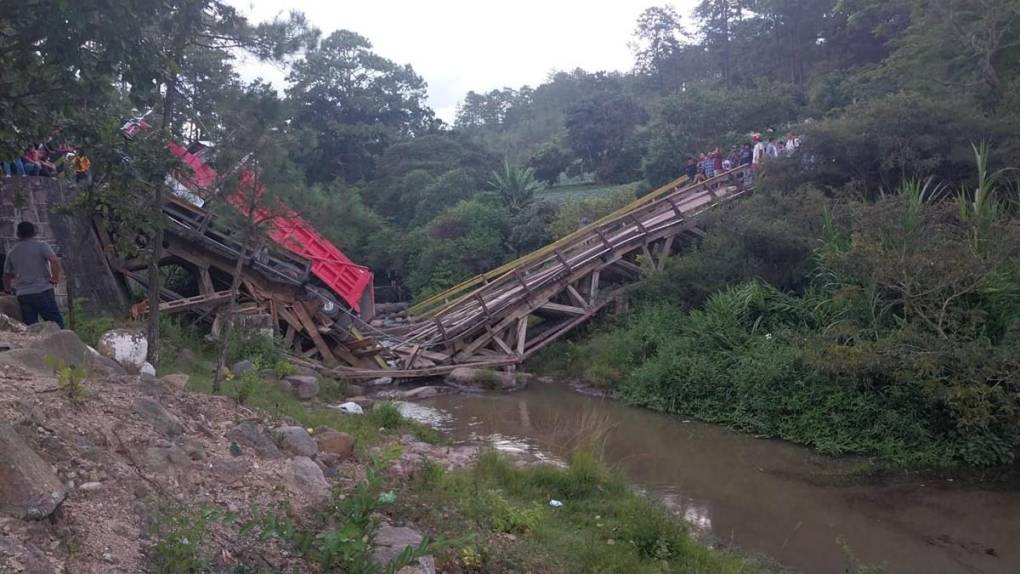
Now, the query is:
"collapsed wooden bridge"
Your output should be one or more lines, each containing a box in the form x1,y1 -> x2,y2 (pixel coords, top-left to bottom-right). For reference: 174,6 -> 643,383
339,164 -> 756,379
95,164 -> 753,378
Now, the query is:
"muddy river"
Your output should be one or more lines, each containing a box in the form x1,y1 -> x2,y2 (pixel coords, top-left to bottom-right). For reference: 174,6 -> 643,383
398,383 -> 1020,573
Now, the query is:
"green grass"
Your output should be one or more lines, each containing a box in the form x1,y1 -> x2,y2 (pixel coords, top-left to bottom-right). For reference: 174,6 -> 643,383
538,181 -> 642,205
397,450 -> 762,574
161,349 -> 440,450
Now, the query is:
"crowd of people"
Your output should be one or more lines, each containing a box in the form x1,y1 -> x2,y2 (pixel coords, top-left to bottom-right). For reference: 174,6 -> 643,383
682,131 -> 801,183
2,142 -> 91,183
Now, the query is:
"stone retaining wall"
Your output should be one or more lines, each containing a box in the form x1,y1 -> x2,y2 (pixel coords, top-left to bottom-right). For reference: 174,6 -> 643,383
0,177 -> 126,314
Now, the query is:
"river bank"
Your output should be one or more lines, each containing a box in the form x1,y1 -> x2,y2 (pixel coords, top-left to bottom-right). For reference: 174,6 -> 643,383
402,381 -> 1020,574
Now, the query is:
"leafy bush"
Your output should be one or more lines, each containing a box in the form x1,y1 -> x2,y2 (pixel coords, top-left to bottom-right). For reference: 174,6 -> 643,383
226,331 -> 283,371
44,355 -> 89,404
243,455 -> 431,574
539,188 -> 1020,466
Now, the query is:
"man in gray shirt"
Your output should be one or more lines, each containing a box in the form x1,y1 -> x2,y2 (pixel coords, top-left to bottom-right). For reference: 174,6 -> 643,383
3,222 -> 64,328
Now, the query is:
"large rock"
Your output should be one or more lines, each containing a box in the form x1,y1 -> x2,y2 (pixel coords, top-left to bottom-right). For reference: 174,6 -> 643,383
161,373 -> 190,390
231,360 -> 255,376
283,456 -> 330,506
282,375 -> 319,400
132,398 -> 183,438
0,330 -> 97,374
225,422 -> 281,458
445,367 -> 522,391
25,321 -> 60,337
0,313 -> 26,333
314,430 -> 354,460
0,424 -> 67,519
272,426 -> 317,457
96,329 -> 147,373
373,525 -> 424,565
0,295 -> 22,322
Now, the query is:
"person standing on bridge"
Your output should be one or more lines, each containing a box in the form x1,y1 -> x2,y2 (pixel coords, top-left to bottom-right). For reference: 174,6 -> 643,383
3,222 -> 64,328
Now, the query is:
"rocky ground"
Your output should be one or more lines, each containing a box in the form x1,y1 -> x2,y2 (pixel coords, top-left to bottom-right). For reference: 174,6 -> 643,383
0,319 -> 476,574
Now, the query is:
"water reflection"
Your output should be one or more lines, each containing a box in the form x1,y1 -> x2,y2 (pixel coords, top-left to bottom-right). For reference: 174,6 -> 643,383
415,383 -> 1020,574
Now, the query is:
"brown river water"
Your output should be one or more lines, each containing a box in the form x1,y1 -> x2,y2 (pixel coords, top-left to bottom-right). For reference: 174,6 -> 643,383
397,383 -> 1020,574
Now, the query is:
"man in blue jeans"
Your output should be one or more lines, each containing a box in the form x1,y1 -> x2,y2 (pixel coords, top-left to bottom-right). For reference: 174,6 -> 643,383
3,222 -> 64,328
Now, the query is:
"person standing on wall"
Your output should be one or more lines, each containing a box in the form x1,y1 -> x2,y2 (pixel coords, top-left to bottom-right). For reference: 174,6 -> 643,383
3,222 -> 64,328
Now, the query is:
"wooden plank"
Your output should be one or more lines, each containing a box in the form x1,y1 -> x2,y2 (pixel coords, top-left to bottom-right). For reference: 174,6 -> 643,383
629,213 -> 648,235
538,301 -> 587,316
566,284 -> 588,308
554,249 -> 573,272
488,327 -> 514,355
474,293 -> 491,318
292,303 -> 338,367
158,290 -> 233,312
283,324 -> 297,348
657,235 -> 675,271
515,317 -> 528,357
199,267 -> 215,295
589,270 -> 600,304
594,228 -> 614,251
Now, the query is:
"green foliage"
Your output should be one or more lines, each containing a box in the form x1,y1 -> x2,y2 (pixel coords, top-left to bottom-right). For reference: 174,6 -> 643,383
70,304 -> 116,348
226,332 -> 283,372
149,502 -> 224,574
273,358 -> 298,378
547,187 -> 637,239
538,182 -> 1020,467
244,455 -> 432,574
527,143 -> 573,185
43,356 -> 90,405
369,402 -> 404,431
400,450 -> 758,574
489,161 -> 539,215
233,370 -> 261,405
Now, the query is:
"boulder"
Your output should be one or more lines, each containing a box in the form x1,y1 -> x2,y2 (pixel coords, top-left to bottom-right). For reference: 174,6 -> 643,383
282,375 -> 319,400
283,456 -> 330,506
0,424 -> 67,519
141,445 -> 190,474
231,360 -> 255,376
367,376 -> 394,386
161,373 -> 190,390
345,396 -> 375,410
335,401 -> 364,414
397,386 -> 440,400
445,367 -> 522,391
132,397 -> 183,438
345,383 -> 365,397
0,295 -> 22,322
0,313 -> 26,333
373,525 -> 424,565
272,426 -> 318,458
0,330 -> 94,374
225,422 -> 281,458
25,321 -> 60,337
96,329 -> 148,373
314,430 -> 354,460
140,361 -> 156,376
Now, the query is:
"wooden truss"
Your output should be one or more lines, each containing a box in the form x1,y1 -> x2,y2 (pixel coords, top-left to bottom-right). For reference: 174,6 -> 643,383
96,196 -> 384,370
328,165 -> 756,379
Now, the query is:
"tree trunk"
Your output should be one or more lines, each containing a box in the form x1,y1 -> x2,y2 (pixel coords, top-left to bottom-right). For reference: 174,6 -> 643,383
213,239 -> 251,394
213,168 -> 261,394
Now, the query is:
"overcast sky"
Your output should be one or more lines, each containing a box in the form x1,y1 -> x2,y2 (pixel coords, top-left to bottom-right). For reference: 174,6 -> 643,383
231,0 -> 698,123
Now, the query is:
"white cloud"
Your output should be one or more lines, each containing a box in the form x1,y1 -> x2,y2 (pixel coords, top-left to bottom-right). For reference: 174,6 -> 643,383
231,0 -> 698,123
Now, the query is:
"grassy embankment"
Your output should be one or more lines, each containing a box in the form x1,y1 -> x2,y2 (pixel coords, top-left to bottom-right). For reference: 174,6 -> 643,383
530,179 -> 1020,470
398,449 -> 762,574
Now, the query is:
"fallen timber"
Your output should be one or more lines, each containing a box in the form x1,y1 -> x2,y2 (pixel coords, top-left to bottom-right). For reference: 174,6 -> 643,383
98,165 -> 753,379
